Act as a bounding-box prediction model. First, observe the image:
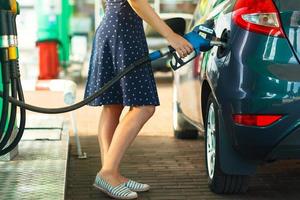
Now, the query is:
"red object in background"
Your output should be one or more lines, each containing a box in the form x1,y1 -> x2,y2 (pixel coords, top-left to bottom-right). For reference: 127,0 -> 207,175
36,41 -> 60,80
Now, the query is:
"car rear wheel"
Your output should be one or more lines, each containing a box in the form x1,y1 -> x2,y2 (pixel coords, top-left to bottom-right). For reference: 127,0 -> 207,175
205,94 -> 249,194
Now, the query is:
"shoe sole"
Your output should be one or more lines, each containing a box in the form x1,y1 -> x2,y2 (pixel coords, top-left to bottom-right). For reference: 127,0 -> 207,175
93,184 -> 138,200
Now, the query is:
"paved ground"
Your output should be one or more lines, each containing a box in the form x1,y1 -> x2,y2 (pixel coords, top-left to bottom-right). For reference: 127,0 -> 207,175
24,73 -> 300,199
0,116 -> 69,200
62,74 -> 300,200
67,135 -> 300,200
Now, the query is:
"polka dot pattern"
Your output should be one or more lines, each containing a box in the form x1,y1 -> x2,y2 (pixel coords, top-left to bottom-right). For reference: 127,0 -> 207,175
84,0 -> 160,107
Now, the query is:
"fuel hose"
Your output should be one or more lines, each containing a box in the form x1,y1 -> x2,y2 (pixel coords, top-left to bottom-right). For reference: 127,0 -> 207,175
0,61 -> 19,151
0,10 -> 10,140
0,75 -> 26,155
0,55 -> 152,114
0,50 -> 170,156
0,11 -> 19,151
0,50 -> 10,139
0,10 -> 222,155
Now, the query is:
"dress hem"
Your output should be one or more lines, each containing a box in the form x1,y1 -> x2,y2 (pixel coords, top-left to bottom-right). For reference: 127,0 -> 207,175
86,102 -> 160,107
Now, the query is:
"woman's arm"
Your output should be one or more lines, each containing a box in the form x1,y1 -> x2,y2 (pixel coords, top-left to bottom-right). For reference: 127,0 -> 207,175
127,0 -> 193,58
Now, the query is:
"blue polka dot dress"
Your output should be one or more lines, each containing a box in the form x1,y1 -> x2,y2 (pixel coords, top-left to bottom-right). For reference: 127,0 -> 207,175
84,0 -> 160,107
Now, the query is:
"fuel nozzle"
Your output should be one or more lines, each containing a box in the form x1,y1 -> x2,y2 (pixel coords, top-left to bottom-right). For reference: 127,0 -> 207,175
150,21 -> 229,71
168,22 -> 228,71
195,23 -> 227,48
210,37 -> 227,48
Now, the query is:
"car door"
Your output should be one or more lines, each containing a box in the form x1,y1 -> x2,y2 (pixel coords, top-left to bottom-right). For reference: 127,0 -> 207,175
175,0 -> 232,128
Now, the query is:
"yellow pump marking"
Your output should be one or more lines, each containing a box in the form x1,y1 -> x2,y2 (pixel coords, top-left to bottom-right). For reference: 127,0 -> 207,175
9,0 -> 18,13
8,47 -> 18,60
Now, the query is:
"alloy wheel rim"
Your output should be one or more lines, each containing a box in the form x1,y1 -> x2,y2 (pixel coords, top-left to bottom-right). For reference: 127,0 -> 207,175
206,103 -> 216,180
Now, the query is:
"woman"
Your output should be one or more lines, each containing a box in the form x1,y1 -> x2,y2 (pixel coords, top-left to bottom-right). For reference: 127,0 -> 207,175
84,0 -> 193,199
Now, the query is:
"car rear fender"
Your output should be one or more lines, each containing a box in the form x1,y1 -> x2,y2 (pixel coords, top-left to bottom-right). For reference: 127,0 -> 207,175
217,107 -> 257,175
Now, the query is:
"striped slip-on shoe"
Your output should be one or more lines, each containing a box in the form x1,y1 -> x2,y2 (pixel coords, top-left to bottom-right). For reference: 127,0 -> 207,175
125,179 -> 150,192
93,174 -> 138,199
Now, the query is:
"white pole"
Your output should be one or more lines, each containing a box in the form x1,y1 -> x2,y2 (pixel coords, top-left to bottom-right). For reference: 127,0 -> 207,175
95,0 -> 105,30
154,0 -> 160,14
70,112 -> 87,159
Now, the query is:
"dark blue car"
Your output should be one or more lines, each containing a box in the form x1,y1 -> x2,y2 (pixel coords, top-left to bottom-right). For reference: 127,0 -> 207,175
173,0 -> 300,194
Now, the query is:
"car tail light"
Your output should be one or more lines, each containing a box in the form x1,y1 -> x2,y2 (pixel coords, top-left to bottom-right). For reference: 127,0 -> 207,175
232,0 -> 285,37
232,114 -> 283,127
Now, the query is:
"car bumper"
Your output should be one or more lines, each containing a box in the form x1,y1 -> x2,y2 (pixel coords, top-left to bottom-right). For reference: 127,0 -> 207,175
221,109 -> 300,161
267,126 -> 300,160
216,72 -> 300,161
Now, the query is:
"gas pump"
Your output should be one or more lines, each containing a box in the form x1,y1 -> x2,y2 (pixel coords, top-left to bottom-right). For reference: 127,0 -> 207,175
35,0 -> 73,80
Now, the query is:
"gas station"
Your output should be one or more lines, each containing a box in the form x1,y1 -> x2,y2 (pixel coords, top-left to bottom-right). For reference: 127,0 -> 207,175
1,0 -> 300,199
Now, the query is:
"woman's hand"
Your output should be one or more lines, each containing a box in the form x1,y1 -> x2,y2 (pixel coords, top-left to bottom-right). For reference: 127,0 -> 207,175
166,32 -> 194,58
127,0 -> 193,58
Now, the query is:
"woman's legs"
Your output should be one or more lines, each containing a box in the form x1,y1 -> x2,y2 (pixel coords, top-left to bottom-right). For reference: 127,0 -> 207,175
99,106 -> 156,186
98,105 -> 124,167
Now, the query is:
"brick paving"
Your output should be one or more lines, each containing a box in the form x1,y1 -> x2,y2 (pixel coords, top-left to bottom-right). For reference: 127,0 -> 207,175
66,135 -> 300,200
38,73 -> 300,200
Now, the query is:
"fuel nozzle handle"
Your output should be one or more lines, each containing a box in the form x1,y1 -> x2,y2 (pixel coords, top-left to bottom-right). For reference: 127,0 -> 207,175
168,23 -> 227,71
193,24 -> 226,48
148,22 -> 227,70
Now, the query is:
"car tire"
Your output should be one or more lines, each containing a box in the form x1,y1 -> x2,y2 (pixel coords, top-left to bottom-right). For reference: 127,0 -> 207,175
173,101 -> 198,140
205,93 -> 249,194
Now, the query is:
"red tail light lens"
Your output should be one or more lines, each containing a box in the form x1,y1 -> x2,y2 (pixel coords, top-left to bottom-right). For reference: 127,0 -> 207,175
232,114 -> 283,127
233,0 -> 285,37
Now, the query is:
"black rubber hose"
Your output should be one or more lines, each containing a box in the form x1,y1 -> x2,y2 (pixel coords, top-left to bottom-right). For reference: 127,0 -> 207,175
0,77 -> 26,156
0,62 -> 18,151
0,11 -> 9,36
0,50 -> 10,139
0,0 -> 12,11
0,56 -> 150,114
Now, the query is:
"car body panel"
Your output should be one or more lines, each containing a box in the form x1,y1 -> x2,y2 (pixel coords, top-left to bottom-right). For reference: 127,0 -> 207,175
218,108 -> 257,175
174,0 -> 300,169
176,0 -> 233,127
216,25 -> 300,159
274,0 -> 300,61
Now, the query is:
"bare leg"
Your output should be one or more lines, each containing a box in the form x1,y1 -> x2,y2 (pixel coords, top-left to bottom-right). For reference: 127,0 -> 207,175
98,105 -> 124,167
99,106 -> 156,186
